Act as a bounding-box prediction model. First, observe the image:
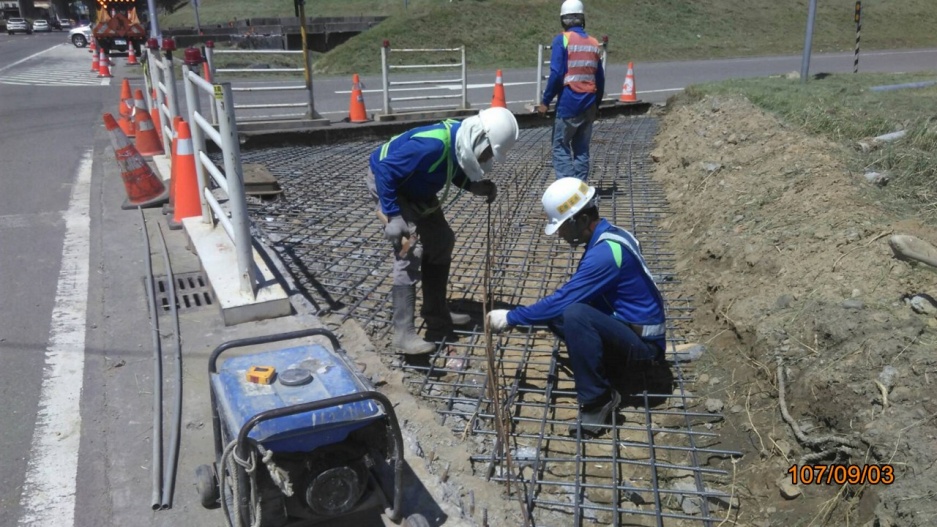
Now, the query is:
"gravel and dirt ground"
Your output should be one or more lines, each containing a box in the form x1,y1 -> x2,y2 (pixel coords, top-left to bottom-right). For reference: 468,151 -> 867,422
649,94 -> 937,527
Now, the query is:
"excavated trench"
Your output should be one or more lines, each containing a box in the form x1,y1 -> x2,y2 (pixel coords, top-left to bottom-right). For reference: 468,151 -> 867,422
243,115 -> 742,526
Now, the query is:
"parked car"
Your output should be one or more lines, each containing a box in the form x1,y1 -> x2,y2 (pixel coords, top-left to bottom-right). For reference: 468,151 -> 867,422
7,17 -> 32,35
32,19 -> 51,32
56,18 -> 71,30
68,25 -> 92,47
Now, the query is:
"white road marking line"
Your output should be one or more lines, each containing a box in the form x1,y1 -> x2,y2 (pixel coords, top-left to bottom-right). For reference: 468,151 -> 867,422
0,44 -> 64,74
335,80 -> 536,95
18,150 -> 92,527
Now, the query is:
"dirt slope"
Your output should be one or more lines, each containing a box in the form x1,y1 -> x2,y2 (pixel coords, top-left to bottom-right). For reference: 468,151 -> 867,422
651,95 -> 937,527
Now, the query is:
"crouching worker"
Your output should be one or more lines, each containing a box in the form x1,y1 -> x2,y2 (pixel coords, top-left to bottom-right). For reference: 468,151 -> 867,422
367,107 -> 520,355
487,178 -> 666,436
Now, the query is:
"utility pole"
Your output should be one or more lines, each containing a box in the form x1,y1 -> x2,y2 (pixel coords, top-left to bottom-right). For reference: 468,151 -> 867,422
192,0 -> 201,34
799,0 -> 818,83
145,0 -> 160,41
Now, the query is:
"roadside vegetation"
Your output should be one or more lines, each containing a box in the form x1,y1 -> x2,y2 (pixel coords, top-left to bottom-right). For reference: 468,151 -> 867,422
159,0 -> 937,75
686,72 -> 937,222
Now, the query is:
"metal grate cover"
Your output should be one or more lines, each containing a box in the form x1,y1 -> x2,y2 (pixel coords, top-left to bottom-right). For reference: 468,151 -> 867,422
150,271 -> 214,314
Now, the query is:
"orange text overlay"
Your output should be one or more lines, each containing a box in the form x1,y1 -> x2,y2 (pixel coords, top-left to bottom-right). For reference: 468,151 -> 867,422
787,464 -> 895,486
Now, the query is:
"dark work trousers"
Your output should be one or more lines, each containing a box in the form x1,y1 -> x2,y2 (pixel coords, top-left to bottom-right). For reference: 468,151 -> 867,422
548,303 -> 660,406
366,169 -> 456,286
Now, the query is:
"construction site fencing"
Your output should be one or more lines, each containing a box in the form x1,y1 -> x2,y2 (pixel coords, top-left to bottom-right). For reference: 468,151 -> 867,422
534,38 -> 608,106
380,43 -> 468,115
146,43 -> 181,157
180,62 -> 258,296
203,41 -> 320,122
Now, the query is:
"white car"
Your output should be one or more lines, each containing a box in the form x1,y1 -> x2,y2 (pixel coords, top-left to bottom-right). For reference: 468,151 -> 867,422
68,25 -> 92,47
6,17 -> 31,35
32,19 -> 50,32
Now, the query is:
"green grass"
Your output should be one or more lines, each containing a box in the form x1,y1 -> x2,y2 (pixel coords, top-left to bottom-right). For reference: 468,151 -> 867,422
158,0 -> 937,75
686,73 -> 937,220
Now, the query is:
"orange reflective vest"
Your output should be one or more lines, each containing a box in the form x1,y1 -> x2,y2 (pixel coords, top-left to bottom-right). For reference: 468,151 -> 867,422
562,31 -> 601,93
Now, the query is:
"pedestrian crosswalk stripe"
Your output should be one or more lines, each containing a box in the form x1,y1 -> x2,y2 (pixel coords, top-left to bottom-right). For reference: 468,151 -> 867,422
0,45 -> 111,87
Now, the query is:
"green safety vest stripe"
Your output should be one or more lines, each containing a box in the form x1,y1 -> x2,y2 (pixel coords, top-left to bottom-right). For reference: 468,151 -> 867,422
604,240 -> 623,268
378,120 -> 457,216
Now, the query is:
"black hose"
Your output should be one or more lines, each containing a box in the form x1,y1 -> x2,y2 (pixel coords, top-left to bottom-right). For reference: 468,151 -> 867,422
139,208 -> 164,511
157,223 -> 183,509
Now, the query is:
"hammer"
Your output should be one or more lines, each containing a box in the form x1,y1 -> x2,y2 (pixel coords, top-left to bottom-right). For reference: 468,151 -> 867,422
376,210 -> 416,259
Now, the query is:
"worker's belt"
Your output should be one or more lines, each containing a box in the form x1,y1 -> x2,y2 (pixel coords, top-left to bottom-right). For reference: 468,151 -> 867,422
627,322 -> 666,339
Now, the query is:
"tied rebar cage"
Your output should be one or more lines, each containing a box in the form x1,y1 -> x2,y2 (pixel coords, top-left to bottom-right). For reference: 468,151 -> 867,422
244,115 -> 742,526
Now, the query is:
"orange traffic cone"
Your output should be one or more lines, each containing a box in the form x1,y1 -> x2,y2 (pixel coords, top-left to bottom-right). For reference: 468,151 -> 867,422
91,49 -> 99,72
132,89 -> 164,157
163,115 -> 184,217
619,61 -> 637,103
97,50 -> 113,78
348,74 -> 368,123
102,113 -> 169,210
126,46 -> 139,66
119,79 -> 133,118
150,88 -> 163,144
491,69 -> 507,108
89,36 -> 96,54
168,121 -> 202,230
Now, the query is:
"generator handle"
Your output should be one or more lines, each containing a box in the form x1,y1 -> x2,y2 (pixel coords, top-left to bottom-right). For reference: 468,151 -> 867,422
208,328 -> 344,374
235,391 -> 405,522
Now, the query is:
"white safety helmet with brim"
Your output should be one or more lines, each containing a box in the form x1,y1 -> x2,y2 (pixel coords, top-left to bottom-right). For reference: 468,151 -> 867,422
542,177 -> 596,235
456,107 -> 519,182
477,107 -> 519,163
561,0 -> 585,16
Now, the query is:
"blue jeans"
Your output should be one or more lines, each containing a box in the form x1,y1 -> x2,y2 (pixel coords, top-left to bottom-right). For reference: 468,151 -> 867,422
552,105 -> 597,180
549,303 -> 660,405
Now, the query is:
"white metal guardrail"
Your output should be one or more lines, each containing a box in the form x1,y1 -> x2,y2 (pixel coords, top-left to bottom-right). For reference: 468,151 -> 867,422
146,39 -> 182,156
534,36 -> 608,105
380,40 -> 468,115
203,41 -> 320,122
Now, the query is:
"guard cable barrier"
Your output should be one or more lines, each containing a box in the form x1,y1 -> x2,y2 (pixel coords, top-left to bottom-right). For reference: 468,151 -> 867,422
380,40 -> 468,115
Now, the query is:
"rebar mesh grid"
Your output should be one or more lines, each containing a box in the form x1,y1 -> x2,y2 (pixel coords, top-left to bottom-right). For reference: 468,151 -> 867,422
244,115 -> 741,526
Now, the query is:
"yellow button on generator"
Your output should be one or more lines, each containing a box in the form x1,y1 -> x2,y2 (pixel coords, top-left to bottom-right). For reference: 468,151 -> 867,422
246,366 -> 276,385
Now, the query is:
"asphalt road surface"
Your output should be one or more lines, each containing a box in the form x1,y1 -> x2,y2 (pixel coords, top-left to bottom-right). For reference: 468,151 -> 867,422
1,28 -> 936,526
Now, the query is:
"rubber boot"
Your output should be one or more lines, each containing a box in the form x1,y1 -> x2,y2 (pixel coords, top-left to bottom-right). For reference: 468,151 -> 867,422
421,262 -> 471,340
392,285 -> 435,355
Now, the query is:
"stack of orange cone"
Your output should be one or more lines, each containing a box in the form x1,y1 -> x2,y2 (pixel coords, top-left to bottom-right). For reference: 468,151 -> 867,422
118,79 -> 135,137
132,89 -> 164,157
348,74 -> 368,123
127,46 -> 139,66
91,49 -> 99,72
97,50 -> 113,78
102,113 -> 169,210
491,69 -> 507,108
168,120 -> 202,229
619,61 -> 637,103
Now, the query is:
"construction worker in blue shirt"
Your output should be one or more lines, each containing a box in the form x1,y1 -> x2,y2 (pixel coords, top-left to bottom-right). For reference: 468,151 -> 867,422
538,0 -> 605,181
487,178 -> 666,436
366,107 -> 520,355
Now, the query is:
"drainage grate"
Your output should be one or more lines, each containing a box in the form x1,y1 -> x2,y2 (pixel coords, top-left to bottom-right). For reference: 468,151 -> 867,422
149,271 -> 214,314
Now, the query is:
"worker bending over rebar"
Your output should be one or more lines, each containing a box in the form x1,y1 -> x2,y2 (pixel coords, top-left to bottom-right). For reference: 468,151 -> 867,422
367,108 -> 520,355
488,178 -> 666,436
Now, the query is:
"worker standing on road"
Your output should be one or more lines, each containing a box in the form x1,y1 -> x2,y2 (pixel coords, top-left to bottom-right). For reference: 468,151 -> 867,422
367,107 -> 520,355
487,178 -> 665,436
538,0 -> 605,181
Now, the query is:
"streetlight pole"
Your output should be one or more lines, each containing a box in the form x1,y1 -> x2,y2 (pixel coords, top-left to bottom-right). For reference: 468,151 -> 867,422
145,0 -> 161,42
799,0 -> 818,83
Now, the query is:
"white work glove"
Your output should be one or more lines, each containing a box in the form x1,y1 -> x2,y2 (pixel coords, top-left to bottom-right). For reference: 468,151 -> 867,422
469,180 -> 497,204
487,309 -> 511,332
383,215 -> 411,244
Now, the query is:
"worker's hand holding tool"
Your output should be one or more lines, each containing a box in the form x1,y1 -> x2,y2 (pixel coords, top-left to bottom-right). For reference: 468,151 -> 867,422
487,309 -> 511,332
384,215 -> 411,244
469,180 -> 498,204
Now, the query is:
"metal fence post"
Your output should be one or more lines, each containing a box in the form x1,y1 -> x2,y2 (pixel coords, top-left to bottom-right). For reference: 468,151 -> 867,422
216,82 -> 257,296
535,44 -> 544,105
460,45 -> 468,110
381,41 -> 391,115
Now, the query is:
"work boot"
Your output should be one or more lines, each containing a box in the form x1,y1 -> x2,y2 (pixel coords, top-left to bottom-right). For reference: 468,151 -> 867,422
420,262 -> 471,340
568,389 -> 622,437
392,285 -> 435,355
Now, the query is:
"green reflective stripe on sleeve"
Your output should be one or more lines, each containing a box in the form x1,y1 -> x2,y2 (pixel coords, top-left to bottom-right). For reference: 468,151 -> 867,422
605,240 -> 622,267
379,133 -> 402,160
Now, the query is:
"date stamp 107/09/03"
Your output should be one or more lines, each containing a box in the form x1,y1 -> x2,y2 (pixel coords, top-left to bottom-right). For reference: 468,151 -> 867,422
787,464 -> 895,486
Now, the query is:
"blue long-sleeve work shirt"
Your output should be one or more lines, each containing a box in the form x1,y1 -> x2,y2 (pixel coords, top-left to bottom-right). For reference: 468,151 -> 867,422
369,121 -> 470,218
541,26 -> 606,119
506,219 -> 666,348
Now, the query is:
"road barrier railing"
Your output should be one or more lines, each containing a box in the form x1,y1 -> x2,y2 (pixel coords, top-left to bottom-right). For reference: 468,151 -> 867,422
379,40 -> 468,116
146,38 -> 181,156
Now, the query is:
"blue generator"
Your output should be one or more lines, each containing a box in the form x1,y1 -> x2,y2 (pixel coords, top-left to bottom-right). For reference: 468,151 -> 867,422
196,329 -> 425,527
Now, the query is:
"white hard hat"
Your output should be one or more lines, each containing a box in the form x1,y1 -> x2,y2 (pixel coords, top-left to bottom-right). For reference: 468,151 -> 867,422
561,0 -> 585,17
542,177 -> 596,235
477,107 -> 519,163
